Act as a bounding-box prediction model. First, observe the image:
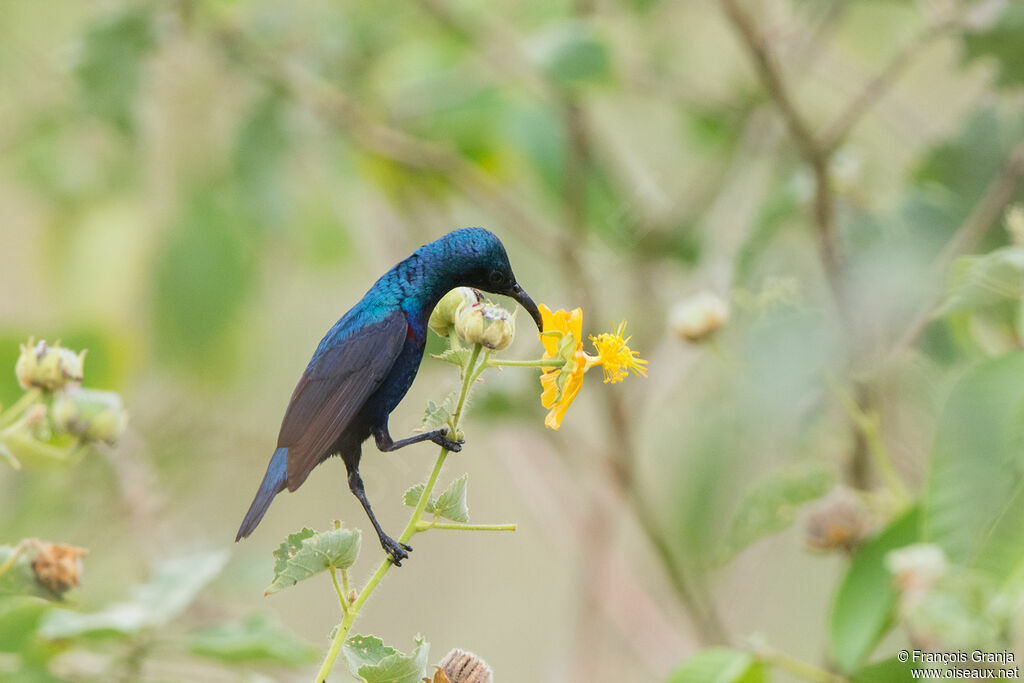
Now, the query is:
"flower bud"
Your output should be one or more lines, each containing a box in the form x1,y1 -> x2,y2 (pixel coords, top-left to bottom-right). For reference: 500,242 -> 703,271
886,543 -> 947,614
668,291 -> 729,343
31,540 -> 87,596
52,389 -> 128,445
804,487 -> 870,552
430,288 -> 483,338
438,648 -> 492,683
454,302 -> 515,351
15,339 -> 85,392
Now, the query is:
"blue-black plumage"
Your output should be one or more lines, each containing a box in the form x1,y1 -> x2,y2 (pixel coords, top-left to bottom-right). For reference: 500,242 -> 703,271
235,228 -> 542,565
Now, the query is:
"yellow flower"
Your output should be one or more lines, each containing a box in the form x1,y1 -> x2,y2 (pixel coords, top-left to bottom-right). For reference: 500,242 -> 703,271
590,321 -> 649,384
538,305 -> 595,430
536,305 -> 648,430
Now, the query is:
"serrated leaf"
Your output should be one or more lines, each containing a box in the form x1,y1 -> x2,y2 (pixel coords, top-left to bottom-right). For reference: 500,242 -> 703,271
716,462 -> 833,564
343,634 -> 429,683
265,526 -> 361,595
432,475 -> 469,523
403,484 -> 436,513
420,392 -> 458,432
431,349 -> 470,367
40,551 -> 227,639
665,648 -> 766,683
830,508 -> 921,674
938,247 -> 1024,316
188,612 -> 319,666
272,528 -> 316,576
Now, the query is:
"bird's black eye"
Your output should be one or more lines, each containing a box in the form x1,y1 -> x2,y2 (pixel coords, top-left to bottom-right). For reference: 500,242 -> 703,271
488,270 -> 505,287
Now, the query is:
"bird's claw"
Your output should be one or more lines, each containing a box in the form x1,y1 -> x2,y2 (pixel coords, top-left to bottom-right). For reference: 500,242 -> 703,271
432,429 -> 465,453
381,535 -> 411,566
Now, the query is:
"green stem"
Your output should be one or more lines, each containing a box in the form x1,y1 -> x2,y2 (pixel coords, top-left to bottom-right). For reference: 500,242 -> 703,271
760,648 -> 841,683
341,569 -> 351,602
329,568 -> 348,617
827,377 -> 910,504
314,344 -> 486,683
414,521 -> 516,532
0,540 -> 29,582
487,358 -> 564,368
0,389 -> 41,430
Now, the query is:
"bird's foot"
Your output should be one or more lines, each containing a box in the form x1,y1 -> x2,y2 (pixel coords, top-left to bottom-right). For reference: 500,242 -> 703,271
381,535 -> 412,566
429,428 -> 464,453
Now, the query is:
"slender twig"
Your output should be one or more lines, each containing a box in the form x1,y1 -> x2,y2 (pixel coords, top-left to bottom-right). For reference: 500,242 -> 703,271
215,28 -> 557,254
821,18 -> 957,152
414,521 -> 516,531
890,139 -> 1024,354
0,540 -> 30,582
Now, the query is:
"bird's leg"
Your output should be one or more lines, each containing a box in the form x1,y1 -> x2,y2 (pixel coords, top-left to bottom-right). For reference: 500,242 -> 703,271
373,424 -> 463,453
346,466 -> 412,566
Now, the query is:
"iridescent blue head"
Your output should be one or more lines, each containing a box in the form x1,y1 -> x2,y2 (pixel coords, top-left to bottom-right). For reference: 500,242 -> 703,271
417,227 -> 543,331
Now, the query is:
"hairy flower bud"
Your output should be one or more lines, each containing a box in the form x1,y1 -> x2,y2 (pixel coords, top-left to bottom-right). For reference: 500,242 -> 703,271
886,543 -> 948,614
438,648 -> 493,683
804,487 -> 870,552
31,540 -> 87,595
430,288 -> 483,338
52,389 -> 128,445
15,339 -> 85,392
668,291 -> 729,343
454,302 -> 515,351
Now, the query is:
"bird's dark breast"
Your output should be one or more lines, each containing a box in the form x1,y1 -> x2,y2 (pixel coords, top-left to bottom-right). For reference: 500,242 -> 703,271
359,336 -> 427,427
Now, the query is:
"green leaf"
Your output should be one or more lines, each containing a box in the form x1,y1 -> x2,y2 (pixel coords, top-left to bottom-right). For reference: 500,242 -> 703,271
420,391 -> 458,432
188,612 -> 319,666
431,349 -> 471,368
343,634 -> 429,683
665,648 -> 766,683
40,551 -> 227,639
962,5 -> 1024,89
0,596 -> 54,653
716,462 -> 833,563
0,545 -> 65,601
153,187 -> 256,378
402,484 -> 436,513
938,247 -> 1024,316
265,525 -> 361,595
74,8 -> 156,133
830,507 -> 921,674
924,353 -> 1024,568
528,20 -> 612,88
850,657 -> 922,682
433,475 -> 470,523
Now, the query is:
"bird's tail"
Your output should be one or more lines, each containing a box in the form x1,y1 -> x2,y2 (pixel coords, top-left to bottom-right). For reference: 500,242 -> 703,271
236,447 -> 289,541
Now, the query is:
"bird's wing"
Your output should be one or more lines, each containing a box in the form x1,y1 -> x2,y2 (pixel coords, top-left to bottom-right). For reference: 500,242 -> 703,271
278,311 -> 408,488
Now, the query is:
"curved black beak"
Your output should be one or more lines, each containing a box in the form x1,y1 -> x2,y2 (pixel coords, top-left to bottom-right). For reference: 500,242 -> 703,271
509,283 -> 543,332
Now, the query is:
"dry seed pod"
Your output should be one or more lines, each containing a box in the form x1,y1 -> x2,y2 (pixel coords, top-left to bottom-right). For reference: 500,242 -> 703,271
31,540 -> 87,595
439,648 -> 493,683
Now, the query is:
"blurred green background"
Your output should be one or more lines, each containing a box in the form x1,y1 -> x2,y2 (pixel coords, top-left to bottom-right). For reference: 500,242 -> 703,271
3,0 -> 1024,680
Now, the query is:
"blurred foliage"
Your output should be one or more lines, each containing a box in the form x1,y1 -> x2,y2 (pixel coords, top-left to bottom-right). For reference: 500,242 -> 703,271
3,0 -> 1024,680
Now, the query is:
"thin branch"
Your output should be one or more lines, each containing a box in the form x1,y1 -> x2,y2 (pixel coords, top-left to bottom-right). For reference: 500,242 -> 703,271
718,0 -> 849,322
216,28 -> 558,253
890,139 -> 1024,353
822,18 -> 958,152
719,0 -> 823,165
